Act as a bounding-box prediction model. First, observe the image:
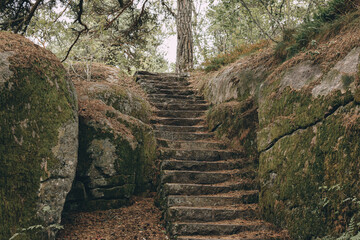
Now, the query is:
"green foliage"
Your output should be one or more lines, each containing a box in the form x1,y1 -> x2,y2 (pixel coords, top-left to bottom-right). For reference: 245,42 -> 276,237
275,0 -> 359,60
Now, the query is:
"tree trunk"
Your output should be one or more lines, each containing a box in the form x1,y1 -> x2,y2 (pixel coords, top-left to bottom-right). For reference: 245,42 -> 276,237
176,0 -> 194,73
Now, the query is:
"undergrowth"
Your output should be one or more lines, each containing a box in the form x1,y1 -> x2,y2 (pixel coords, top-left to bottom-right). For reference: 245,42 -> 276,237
202,40 -> 270,72
275,0 -> 360,61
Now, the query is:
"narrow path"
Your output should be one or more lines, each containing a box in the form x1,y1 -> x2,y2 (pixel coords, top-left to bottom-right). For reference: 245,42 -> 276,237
136,72 -> 289,240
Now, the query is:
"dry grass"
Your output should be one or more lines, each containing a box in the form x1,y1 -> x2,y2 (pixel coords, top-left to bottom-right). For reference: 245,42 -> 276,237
0,31 -> 62,72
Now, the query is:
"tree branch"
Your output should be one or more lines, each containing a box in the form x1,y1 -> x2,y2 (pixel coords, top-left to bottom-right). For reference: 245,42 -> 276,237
15,0 -> 43,34
238,0 -> 279,43
161,0 -> 176,18
104,0 -> 133,30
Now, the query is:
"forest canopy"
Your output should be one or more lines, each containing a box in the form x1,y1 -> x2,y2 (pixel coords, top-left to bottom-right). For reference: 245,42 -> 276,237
1,0 -> 358,73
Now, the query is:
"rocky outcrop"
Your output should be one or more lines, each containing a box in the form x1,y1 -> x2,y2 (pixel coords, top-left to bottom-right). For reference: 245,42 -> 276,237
0,32 -> 78,239
195,15 -> 360,238
258,46 -> 360,238
64,64 -> 157,211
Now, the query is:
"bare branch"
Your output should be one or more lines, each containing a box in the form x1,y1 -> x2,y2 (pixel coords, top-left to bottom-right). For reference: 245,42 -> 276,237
258,0 -> 285,31
238,0 -> 279,43
15,0 -> 43,34
104,0 -> 133,30
161,0 -> 176,18
61,29 -> 86,62
53,0 -> 72,23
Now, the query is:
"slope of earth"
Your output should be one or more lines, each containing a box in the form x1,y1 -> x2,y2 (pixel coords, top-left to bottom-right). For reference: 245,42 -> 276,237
56,196 -> 169,240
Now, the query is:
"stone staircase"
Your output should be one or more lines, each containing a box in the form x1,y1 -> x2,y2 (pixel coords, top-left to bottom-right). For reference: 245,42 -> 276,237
136,72 -> 288,240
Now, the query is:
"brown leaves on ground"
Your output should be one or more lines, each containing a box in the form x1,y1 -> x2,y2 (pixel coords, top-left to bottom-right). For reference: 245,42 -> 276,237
57,196 -> 169,240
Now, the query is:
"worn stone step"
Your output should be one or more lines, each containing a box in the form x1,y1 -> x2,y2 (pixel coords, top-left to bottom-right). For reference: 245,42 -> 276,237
153,103 -> 209,111
150,118 -> 204,126
162,169 -> 257,184
148,93 -> 203,100
157,89 -> 195,95
177,231 -> 289,240
163,180 -> 257,196
154,125 -> 208,133
158,140 -> 227,150
156,131 -> 213,141
170,219 -> 270,236
161,170 -> 234,184
159,149 -> 244,161
167,191 -> 259,207
137,77 -> 189,84
149,98 -> 207,104
155,110 -> 205,118
166,204 -> 258,222
161,160 -> 240,171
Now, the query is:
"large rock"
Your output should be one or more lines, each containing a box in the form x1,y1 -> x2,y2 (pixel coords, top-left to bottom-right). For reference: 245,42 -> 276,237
258,47 -> 360,238
64,64 -> 157,211
0,32 -> 78,239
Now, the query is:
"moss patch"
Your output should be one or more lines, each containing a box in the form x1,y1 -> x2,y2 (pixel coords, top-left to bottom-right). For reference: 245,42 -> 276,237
0,32 -> 76,239
206,98 -> 258,160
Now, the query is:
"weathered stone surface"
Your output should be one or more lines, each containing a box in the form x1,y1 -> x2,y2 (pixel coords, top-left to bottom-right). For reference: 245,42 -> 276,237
0,32 -> 78,239
258,47 -> 360,238
64,64 -> 157,212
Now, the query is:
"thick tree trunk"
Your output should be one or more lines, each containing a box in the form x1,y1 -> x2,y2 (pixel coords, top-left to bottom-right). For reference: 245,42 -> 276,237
176,0 -> 194,73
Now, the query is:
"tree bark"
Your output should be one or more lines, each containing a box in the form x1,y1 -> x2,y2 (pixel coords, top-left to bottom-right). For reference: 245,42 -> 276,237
176,0 -> 194,73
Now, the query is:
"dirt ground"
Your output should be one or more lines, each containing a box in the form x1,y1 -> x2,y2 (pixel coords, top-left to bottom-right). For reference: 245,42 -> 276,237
56,197 -> 169,240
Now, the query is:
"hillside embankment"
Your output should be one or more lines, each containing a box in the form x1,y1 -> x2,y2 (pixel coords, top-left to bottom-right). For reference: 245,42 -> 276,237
192,8 -> 360,239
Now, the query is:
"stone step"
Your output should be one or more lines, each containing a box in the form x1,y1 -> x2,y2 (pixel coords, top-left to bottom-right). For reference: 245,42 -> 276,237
157,89 -> 195,95
150,118 -> 204,126
156,131 -> 213,141
169,219 -> 270,236
137,77 -> 190,86
155,110 -> 205,118
149,84 -> 191,90
149,98 -> 207,105
157,140 -> 227,150
166,204 -> 258,223
167,191 -> 259,207
161,170 -> 234,184
154,125 -> 208,133
153,103 -> 209,111
177,231 -> 289,240
148,93 -> 204,100
162,169 -> 257,184
163,180 -> 257,196
160,160 -> 240,171
159,149 -> 244,161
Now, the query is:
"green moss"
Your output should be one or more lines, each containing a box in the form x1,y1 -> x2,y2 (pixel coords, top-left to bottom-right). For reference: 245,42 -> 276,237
93,89 -> 151,123
258,78 -> 354,151
259,103 -> 360,239
207,98 -> 258,160
71,110 -> 157,211
0,61 -> 75,239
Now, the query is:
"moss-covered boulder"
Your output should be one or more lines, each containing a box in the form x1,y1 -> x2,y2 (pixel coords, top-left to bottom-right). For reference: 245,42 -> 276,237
258,43 -> 360,239
0,32 -> 78,239
64,64 -> 157,211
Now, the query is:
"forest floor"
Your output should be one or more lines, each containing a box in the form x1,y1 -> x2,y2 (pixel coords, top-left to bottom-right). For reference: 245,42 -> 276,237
56,196 -> 169,240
